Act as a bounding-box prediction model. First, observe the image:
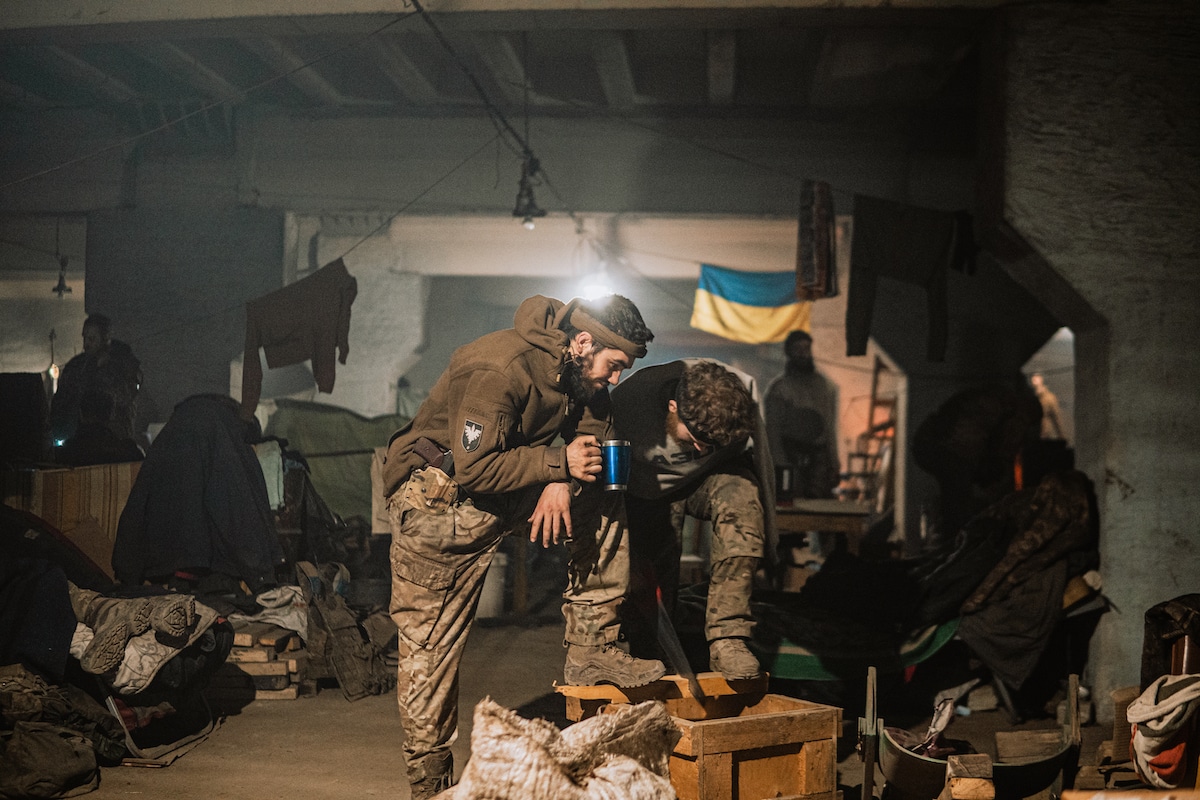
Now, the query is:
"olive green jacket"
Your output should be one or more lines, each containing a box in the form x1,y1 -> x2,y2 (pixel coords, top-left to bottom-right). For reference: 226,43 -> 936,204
381,295 -> 614,497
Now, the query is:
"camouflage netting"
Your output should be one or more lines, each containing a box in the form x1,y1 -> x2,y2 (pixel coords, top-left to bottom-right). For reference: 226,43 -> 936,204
437,698 -> 681,800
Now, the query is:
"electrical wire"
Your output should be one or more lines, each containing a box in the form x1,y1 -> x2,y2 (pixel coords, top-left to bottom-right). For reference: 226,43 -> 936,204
409,0 -> 528,160
334,132 -> 501,262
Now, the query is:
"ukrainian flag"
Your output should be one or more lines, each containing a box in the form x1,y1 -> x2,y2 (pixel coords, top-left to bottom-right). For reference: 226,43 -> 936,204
690,263 -> 811,344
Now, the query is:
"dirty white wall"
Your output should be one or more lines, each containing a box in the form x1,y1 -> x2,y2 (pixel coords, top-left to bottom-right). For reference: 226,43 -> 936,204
1005,1 -> 1200,713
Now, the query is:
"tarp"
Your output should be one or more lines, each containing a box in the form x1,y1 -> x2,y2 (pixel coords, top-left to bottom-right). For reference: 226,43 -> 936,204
265,400 -> 409,523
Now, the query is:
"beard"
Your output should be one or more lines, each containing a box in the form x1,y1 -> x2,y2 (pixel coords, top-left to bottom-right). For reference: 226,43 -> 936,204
561,354 -> 597,405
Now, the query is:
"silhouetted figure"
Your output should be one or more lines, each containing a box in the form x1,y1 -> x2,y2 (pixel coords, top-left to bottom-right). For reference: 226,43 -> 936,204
49,313 -> 141,451
764,330 -> 840,499
913,377 -> 1043,542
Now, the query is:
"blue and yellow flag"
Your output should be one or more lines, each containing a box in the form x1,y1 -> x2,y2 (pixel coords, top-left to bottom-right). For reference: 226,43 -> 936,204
690,263 -> 811,344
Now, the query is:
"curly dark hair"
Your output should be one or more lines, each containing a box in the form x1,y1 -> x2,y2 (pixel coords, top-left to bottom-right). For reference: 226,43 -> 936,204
561,294 -> 654,351
676,361 -> 755,447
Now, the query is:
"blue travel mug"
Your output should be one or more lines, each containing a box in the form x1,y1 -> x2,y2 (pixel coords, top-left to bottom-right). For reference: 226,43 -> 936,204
600,439 -> 631,491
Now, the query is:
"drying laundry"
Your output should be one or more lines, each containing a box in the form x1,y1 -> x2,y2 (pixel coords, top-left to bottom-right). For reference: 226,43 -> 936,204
846,194 -> 975,361
241,257 -> 358,415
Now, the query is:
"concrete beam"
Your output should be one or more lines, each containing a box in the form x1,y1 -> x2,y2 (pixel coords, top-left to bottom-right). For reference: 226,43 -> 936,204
238,36 -> 348,107
591,31 -> 638,110
465,31 -> 531,108
0,1 -> 1006,33
131,40 -> 246,104
0,77 -> 53,107
32,45 -> 140,104
365,34 -> 443,106
707,29 -> 736,105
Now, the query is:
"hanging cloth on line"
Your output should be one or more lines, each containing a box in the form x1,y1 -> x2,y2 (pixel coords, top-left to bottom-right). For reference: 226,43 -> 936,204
845,195 -> 975,362
241,258 -> 357,415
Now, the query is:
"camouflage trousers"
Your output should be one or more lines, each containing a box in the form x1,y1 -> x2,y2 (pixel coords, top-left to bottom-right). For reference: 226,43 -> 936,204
625,468 -> 764,657
386,468 -> 630,779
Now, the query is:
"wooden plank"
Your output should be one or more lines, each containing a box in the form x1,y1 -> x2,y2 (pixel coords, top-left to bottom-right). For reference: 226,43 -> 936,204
696,750 -> 733,800
737,743 -> 802,798
674,707 -> 839,755
948,754 -> 993,779
669,755 -> 700,800
226,647 -> 274,663
231,621 -> 278,648
797,737 -> 838,793
554,672 -> 767,702
995,729 -> 1063,762
257,627 -> 295,649
941,754 -> 995,800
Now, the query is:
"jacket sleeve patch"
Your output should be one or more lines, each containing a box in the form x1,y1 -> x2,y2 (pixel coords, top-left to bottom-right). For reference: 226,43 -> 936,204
462,419 -> 484,452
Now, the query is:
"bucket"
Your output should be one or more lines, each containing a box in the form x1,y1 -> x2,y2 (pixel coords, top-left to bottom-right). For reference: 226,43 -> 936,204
477,552 -> 508,619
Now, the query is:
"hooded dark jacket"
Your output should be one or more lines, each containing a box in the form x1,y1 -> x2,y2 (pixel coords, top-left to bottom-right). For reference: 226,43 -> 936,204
381,295 -> 615,497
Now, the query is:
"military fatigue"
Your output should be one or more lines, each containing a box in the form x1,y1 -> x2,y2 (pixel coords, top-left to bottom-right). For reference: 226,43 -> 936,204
626,468 -> 763,653
611,359 -> 774,658
382,296 -> 641,786
389,468 -> 629,780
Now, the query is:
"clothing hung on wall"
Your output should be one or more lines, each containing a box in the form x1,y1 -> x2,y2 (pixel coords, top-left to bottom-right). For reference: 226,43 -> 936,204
845,194 -> 975,362
240,258 -> 358,415
796,179 -> 838,301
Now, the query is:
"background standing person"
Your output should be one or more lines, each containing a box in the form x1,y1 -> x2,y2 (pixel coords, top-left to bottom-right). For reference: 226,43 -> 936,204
1030,372 -> 1066,441
612,359 -> 776,681
49,313 -> 142,453
379,294 -> 664,800
763,330 -> 840,501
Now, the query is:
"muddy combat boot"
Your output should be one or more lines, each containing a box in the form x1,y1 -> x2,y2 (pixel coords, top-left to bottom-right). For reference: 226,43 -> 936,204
70,588 -> 155,674
709,638 -> 762,680
408,750 -> 454,800
563,643 -> 666,687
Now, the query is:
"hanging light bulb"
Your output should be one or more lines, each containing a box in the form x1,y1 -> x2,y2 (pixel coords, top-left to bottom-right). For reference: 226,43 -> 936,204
512,155 -> 546,230
52,255 -> 72,298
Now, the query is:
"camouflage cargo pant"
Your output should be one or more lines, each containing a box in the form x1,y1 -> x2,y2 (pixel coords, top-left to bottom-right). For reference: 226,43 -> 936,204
626,467 -> 764,656
387,468 -> 629,781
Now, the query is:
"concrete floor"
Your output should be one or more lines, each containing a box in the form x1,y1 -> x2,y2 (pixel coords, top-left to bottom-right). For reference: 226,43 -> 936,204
81,612 -> 1110,800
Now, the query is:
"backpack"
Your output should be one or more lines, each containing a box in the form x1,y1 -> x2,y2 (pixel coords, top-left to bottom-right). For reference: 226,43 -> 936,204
0,720 -> 98,799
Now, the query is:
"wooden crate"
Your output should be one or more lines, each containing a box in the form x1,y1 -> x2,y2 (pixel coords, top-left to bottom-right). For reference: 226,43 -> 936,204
1,462 -> 141,578
671,693 -> 841,800
556,674 -> 841,800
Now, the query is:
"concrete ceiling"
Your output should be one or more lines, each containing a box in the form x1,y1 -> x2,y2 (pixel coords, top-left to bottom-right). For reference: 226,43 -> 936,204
0,1 -> 993,159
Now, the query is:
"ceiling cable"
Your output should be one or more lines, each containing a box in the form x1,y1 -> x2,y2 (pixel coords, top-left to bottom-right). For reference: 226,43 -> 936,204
408,0 -> 527,159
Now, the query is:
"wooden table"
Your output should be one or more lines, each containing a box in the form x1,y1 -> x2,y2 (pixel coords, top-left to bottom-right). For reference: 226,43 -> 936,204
774,498 -> 875,556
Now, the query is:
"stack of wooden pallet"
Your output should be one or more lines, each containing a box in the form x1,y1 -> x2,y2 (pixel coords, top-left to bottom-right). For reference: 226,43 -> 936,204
207,621 -> 307,702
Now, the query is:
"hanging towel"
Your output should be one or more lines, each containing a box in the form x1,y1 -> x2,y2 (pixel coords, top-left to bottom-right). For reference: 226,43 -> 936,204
690,263 -> 811,345
796,179 -> 838,300
241,258 -> 357,415
845,195 -> 975,362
